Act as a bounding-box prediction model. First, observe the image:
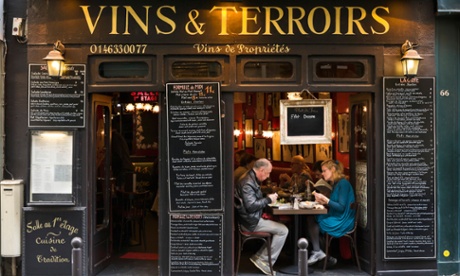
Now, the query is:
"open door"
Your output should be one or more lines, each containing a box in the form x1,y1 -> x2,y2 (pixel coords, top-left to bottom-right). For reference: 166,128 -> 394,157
349,93 -> 374,274
91,94 -> 113,274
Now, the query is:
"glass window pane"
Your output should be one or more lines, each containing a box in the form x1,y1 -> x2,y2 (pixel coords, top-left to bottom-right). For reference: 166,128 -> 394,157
316,62 -> 365,78
99,62 -> 149,78
171,61 -> 222,78
244,62 -> 293,79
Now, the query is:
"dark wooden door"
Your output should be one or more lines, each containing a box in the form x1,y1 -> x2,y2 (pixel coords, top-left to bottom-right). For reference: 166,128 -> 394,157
91,94 -> 113,274
349,93 -> 374,274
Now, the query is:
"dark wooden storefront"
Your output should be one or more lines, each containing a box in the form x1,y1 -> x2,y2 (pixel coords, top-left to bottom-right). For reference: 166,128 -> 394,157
1,0 -> 445,275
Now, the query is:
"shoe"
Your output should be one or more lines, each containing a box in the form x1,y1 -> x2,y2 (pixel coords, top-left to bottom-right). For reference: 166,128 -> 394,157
249,255 -> 275,275
308,250 -> 326,265
326,256 -> 337,267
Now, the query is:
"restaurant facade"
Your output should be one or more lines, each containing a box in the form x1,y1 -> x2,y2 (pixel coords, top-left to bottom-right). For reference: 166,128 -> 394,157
1,0 -> 459,275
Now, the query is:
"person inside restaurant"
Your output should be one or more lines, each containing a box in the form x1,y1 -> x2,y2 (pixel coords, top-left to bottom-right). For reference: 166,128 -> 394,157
306,159 -> 356,267
111,117 -> 135,190
234,149 -> 247,169
278,155 -> 314,200
235,158 -> 288,276
311,160 -> 324,182
234,153 -> 258,185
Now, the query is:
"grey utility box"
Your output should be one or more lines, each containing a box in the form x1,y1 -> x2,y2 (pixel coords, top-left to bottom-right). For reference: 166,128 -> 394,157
1,179 -> 24,257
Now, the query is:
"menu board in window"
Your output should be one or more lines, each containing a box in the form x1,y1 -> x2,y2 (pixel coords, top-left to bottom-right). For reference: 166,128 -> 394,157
28,64 -> 86,128
166,82 -> 222,212
383,77 -> 436,259
29,130 -> 75,204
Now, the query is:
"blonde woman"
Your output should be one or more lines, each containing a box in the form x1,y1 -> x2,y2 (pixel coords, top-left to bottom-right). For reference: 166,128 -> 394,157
307,159 -> 356,266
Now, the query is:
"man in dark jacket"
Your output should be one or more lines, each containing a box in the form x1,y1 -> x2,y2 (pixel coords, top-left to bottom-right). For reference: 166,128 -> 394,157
235,158 -> 288,275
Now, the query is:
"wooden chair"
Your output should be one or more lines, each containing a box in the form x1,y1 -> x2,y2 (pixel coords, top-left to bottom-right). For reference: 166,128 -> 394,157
116,190 -> 150,252
234,196 -> 274,275
323,202 -> 361,271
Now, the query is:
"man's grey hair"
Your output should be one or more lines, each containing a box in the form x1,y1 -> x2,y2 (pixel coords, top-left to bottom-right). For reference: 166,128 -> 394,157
253,158 -> 271,170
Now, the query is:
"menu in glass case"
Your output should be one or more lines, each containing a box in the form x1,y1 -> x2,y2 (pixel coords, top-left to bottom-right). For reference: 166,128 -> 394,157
29,130 -> 74,204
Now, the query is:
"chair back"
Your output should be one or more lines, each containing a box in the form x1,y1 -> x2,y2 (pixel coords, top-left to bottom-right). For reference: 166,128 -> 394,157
349,202 -> 360,233
323,201 -> 362,272
117,190 -> 150,220
234,196 -> 245,234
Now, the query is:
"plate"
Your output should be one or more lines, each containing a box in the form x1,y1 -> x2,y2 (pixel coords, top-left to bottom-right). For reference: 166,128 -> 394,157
299,201 -> 317,209
269,202 -> 291,209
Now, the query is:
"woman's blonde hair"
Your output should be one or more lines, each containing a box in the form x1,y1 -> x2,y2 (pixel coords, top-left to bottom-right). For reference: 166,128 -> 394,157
321,159 -> 345,182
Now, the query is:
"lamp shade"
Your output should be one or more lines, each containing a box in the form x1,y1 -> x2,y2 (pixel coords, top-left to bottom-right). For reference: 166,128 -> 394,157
401,49 -> 423,78
43,49 -> 65,77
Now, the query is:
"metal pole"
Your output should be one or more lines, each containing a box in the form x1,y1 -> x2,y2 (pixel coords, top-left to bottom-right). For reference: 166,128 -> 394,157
298,238 -> 309,276
11,257 -> 16,276
71,237 -> 83,276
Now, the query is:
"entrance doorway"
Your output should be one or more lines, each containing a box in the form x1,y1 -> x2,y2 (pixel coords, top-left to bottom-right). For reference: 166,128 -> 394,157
90,93 -> 160,275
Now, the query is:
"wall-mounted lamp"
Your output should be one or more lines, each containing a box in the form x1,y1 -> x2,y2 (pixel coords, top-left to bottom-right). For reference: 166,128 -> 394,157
287,92 -> 303,100
262,130 -> 274,139
262,121 -> 273,138
124,102 -> 159,113
43,40 -> 66,77
233,129 -> 241,137
153,103 -> 160,113
401,40 -> 423,78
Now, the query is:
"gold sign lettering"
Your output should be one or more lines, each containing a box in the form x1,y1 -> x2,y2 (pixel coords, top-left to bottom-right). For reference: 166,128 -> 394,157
287,7 -> 308,35
346,7 -> 368,35
156,6 -> 176,34
80,5 -> 106,35
124,6 -> 151,35
78,5 -> 391,37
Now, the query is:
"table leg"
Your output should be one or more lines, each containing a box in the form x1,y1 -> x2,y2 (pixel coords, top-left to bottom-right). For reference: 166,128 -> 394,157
278,215 -> 313,275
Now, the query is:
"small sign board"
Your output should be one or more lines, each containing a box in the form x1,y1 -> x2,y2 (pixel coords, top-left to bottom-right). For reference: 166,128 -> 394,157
22,207 -> 86,276
28,64 -> 86,128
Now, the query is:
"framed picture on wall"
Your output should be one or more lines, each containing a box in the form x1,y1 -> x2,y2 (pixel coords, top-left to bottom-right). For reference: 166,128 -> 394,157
272,130 -> 281,161
254,138 -> 266,158
282,144 -> 299,162
273,93 -> 281,117
256,93 -> 265,120
303,144 -> 314,163
316,143 -> 333,160
338,113 -> 350,153
245,119 -> 253,148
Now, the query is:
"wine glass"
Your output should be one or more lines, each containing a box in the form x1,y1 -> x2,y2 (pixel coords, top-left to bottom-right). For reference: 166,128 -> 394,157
288,185 -> 295,206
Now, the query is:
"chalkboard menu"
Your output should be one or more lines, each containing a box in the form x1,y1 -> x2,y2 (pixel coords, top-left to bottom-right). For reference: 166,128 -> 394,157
280,99 -> 332,144
170,214 -> 223,275
22,207 -> 86,276
287,106 -> 324,136
383,77 -> 436,259
28,64 -> 86,128
166,82 -> 222,212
